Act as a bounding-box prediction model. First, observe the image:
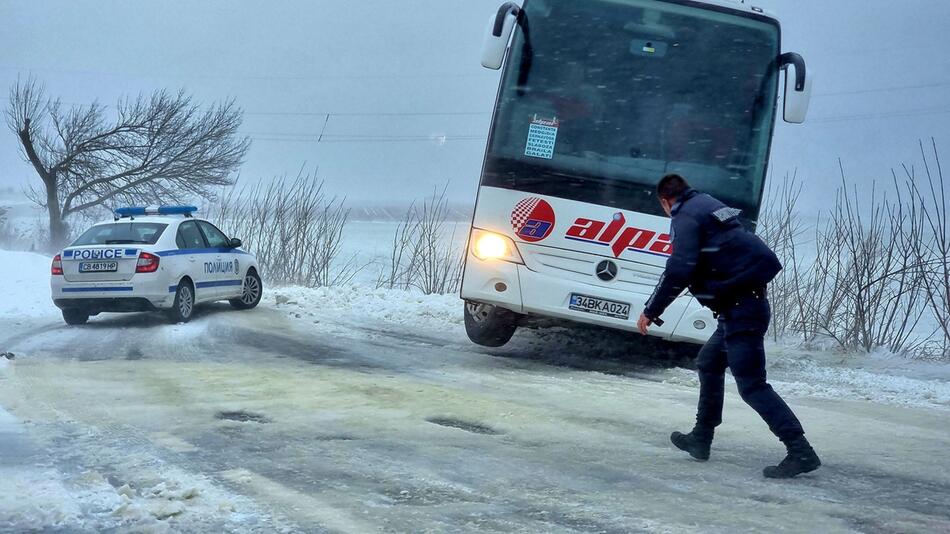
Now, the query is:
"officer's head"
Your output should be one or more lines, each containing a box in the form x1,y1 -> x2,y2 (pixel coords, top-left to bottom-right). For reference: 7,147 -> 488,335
656,174 -> 691,216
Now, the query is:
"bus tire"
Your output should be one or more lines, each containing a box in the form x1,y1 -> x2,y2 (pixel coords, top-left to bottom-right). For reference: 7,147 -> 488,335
464,301 -> 518,348
62,308 -> 89,326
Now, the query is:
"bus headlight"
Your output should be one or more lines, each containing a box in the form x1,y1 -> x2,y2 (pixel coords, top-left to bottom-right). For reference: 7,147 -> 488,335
471,229 -> 524,264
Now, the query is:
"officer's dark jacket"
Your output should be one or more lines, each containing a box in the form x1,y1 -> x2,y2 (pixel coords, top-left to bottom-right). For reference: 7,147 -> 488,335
644,189 -> 781,320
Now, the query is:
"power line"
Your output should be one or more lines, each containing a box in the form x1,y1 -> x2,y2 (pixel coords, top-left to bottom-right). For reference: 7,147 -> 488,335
0,65 -> 493,82
810,106 -> 950,124
243,110 -> 491,118
0,97 -> 492,119
248,135 -> 486,144
241,130 -> 483,138
814,81 -> 950,98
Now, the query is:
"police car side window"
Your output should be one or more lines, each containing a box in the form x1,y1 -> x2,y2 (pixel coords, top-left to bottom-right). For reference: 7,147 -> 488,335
176,221 -> 207,250
197,221 -> 230,248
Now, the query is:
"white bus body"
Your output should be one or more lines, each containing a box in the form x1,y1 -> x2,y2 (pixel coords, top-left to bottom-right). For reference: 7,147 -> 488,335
461,0 -> 810,348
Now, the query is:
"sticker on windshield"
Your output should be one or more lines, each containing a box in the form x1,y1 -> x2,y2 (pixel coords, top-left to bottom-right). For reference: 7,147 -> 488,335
525,115 -> 559,160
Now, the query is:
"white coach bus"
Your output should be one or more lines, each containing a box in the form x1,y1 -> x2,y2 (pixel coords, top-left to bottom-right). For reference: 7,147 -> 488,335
461,0 -> 811,347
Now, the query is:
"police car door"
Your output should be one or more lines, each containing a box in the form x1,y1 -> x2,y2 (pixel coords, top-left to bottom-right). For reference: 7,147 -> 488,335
175,221 -> 215,300
197,220 -> 240,299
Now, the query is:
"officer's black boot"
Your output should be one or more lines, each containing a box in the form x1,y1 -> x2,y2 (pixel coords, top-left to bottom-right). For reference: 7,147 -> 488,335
670,426 -> 713,461
763,435 -> 821,478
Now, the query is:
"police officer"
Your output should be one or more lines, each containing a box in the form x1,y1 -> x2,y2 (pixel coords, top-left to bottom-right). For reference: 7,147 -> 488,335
637,174 -> 821,479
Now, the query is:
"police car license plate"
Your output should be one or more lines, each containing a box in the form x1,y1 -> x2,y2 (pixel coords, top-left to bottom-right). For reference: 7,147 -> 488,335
79,261 -> 118,273
569,293 -> 631,320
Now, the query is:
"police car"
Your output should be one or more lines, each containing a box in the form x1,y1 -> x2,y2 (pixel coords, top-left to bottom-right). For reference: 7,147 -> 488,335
50,206 -> 262,325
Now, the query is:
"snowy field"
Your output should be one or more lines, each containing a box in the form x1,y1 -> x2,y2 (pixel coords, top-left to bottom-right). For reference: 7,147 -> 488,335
1,245 -> 949,532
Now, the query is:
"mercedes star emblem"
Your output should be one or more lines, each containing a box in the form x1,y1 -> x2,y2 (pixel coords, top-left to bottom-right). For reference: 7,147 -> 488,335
595,260 -> 619,282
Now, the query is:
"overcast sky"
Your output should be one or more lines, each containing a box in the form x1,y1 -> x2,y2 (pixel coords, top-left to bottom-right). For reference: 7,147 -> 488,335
1,0 -> 948,207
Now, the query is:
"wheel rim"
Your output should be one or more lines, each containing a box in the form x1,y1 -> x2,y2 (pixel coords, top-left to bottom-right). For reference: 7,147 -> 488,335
241,275 -> 260,305
179,286 -> 193,317
465,302 -> 493,324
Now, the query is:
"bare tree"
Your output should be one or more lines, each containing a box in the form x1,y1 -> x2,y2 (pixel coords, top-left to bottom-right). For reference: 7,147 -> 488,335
5,78 -> 249,247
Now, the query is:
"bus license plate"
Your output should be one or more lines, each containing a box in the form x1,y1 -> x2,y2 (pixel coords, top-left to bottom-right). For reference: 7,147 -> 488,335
569,294 -> 631,320
79,261 -> 118,273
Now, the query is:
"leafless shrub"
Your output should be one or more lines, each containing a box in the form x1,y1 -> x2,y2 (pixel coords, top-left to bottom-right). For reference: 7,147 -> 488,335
809,167 -> 930,355
210,170 -> 361,288
832,173 -> 924,352
903,139 -> 949,357
758,171 -> 810,341
761,157 -> 945,359
376,186 -> 463,295
378,205 -> 421,292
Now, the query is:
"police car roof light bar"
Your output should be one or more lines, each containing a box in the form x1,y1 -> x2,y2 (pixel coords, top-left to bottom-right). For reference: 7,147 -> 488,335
155,206 -> 198,216
114,206 -> 198,219
114,207 -> 148,218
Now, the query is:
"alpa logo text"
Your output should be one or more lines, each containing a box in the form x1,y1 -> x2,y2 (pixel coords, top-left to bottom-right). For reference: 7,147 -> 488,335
565,212 -> 672,258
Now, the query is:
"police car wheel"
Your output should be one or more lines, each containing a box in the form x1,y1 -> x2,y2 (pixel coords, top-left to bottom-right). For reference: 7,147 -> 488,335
464,301 -> 518,348
62,308 -> 89,326
167,280 -> 195,323
230,270 -> 262,310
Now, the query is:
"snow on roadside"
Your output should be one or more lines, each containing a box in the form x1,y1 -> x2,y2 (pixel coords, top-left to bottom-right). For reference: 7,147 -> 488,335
0,249 -> 55,319
268,284 -> 463,334
766,346 -> 950,409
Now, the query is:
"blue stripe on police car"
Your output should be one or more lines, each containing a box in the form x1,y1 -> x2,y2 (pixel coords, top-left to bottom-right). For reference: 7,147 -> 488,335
196,280 -> 242,289
168,280 -> 242,292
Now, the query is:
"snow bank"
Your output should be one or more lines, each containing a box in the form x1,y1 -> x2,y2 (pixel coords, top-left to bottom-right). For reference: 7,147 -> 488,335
269,284 -> 463,333
0,249 -> 55,319
766,346 -> 950,409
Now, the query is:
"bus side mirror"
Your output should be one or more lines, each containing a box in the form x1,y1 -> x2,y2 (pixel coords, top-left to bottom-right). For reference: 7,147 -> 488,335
780,52 -> 811,124
481,2 -> 521,70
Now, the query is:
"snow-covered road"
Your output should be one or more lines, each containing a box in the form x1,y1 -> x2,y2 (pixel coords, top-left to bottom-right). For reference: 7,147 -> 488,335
1,298 -> 948,533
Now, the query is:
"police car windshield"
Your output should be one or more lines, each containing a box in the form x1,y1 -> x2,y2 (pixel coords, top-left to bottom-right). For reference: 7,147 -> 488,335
482,0 -> 780,220
71,223 -> 168,246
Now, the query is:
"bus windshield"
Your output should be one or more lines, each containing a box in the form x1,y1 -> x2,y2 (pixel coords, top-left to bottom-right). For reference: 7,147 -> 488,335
483,0 -> 781,220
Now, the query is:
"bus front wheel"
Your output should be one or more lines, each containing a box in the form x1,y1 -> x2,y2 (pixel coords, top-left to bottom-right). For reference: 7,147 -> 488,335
464,301 -> 518,348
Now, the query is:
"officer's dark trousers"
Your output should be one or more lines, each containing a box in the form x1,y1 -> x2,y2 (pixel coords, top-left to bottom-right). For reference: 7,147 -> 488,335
695,294 -> 804,442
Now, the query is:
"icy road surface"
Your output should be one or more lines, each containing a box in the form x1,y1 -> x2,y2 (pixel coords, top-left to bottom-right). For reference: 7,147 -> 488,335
1,300 -> 948,532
